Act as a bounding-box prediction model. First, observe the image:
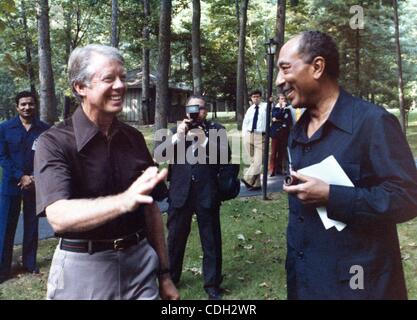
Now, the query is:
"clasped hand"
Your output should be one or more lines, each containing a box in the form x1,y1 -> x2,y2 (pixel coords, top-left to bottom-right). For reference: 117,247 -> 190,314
177,119 -> 206,142
18,175 -> 34,190
283,170 -> 330,205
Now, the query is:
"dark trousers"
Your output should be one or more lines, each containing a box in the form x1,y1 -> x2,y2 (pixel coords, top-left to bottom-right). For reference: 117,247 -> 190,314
167,186 -> 222,289
0,191 -> 38,280
269,137 -> 288,174
269,137 -> 280,174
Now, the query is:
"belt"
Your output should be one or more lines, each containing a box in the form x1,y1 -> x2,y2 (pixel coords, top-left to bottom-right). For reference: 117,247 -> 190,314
60,231 -> 146,254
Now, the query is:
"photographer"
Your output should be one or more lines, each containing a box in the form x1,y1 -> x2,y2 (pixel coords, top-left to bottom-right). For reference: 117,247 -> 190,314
166,95 -> 230,300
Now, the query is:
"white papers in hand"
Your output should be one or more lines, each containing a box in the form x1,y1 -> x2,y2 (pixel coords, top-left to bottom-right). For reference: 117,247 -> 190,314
297,155 -> 353,232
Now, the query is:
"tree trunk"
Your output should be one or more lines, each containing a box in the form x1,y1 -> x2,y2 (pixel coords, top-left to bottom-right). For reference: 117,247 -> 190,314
243,68 -> 249,111
141,0 -> 151,125
393,0 -> 406,134
192,0 -> 202,95
235,0 -> 240,36
64,8 -> 72,64
275,0 -> 286,60
36,0 -> 57,125
354,28 -> 361,97
21,0 -> 36,95
155,0 -> 172,133
111,0 -> 119,48
236,0 -> 249,130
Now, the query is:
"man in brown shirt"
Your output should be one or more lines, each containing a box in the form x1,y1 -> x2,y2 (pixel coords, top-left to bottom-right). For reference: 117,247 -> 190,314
34,44 -> 179,300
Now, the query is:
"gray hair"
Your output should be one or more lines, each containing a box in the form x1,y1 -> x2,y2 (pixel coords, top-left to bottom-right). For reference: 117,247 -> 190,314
68,44 -> 124,101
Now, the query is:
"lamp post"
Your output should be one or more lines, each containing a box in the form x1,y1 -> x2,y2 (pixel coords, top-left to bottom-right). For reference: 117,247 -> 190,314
262,38 -> 278,200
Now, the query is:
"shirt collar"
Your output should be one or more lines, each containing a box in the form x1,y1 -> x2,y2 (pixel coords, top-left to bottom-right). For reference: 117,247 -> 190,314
72,107 -> 122,152
9,115 -> 42,129
326,88 -> 354,135
292,87 -> 354,145
9,116 -> 22,128
251,102 -> 264,109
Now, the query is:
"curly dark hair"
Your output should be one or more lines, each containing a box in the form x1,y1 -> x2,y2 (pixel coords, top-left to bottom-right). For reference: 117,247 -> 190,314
298,31 -> 340,79
15,91 -> 38,107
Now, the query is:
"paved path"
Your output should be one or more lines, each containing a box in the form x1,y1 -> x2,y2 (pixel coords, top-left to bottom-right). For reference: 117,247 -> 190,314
14,175 -> 285,245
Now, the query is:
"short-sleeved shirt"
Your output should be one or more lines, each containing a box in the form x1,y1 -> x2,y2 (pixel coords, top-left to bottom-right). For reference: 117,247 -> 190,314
34,107 -> 166,240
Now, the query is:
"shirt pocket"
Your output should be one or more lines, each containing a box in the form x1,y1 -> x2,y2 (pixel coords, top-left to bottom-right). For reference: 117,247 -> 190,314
5,134 -> 23,153
125,158 -> 151,185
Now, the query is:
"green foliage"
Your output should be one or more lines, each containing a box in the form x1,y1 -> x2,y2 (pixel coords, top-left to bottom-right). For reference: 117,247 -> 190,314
0,70 -> 16,119
0,0 -> 416,119
0,0 -> 36,91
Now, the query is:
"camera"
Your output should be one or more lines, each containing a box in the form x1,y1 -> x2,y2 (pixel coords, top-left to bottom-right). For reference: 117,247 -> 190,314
185,105 -> 202,130
284,174 -> 298,186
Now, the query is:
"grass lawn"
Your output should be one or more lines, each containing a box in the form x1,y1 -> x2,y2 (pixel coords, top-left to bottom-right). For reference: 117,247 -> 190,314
404,111 -> 417,156
0,110 -> 416,300
0,194 -> 288,300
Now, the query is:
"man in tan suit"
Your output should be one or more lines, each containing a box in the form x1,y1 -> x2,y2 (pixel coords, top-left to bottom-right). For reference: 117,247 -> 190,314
241,90 -> 267,191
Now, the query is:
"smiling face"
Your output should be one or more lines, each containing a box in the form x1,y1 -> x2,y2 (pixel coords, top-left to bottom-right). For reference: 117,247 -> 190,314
275,37 -> 317,109
16,96 -> 36,121
75,53 -> 126,116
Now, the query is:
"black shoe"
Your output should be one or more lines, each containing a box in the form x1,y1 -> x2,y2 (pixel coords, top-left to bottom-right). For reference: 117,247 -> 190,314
250,186 -> 261,191
23,266 -> 40,274
241,179 -> 253,189
206,287 -> 223,300
269,173 -> 276,177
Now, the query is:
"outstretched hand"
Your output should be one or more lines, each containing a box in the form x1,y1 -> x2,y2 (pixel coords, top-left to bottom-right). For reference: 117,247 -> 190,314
122,167 -> 168,212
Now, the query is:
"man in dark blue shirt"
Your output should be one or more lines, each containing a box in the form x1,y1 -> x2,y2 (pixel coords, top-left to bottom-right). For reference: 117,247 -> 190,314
0,91 -> 50,283
277,31 -> 417,299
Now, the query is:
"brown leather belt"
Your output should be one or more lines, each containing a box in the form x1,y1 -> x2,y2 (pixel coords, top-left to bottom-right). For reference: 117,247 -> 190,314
59,231 -> 146,254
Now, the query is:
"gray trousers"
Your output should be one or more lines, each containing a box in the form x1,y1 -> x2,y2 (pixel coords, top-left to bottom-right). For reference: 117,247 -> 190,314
47,238 -> 159,300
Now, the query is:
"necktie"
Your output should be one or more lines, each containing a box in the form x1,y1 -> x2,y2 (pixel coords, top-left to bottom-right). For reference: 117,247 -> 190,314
251,105 -> 259,132
295,108 -> 301,121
